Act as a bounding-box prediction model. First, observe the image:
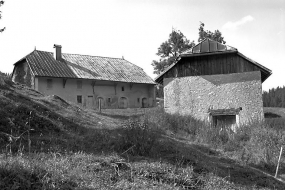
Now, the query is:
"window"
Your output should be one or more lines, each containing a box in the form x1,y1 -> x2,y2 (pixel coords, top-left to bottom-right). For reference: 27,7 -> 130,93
47,79 -> 53,89
108,98 -> 111,103
213,115 -> 236,128
122,86 -> 124,91
137,98 -> 140,103
77,80 -> 82,89
77,95 -> 82,104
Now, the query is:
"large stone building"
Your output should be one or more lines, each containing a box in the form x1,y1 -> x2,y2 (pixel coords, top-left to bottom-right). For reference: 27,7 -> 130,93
12,45 -> 156,109
155,39 -> 272,128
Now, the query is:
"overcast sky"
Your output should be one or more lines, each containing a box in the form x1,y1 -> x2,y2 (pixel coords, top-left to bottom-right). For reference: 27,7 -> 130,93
0,0 -> 284,91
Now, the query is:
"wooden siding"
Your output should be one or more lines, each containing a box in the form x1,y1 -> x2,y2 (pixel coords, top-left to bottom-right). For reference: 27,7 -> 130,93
162,53 -> 265,82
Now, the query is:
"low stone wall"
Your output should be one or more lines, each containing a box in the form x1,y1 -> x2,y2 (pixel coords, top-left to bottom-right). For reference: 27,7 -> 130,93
164,71 -> 264,125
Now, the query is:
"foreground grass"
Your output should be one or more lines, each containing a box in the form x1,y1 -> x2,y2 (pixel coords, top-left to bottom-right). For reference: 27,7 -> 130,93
1,78 -> 285,189
146,108 -> 285,180
0,152 -> 273,190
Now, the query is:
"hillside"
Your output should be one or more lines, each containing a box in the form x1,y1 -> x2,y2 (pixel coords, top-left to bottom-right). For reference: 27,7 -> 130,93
1,78 -> 285,189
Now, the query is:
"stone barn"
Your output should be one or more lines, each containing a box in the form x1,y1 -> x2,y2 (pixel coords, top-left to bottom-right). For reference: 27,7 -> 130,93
155,39 -> 272,128
12,45 -> 156,109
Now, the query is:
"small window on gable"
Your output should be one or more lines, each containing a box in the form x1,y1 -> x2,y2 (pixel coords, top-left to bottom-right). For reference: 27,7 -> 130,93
47,79 -> 53,89
77,80 -> 82,89
77,95 -> 82,104
122,86 -> 124,91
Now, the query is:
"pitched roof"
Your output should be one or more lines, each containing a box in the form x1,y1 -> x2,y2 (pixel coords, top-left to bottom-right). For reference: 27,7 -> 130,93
155,38 -> 272,83
181,38 -> 237,54
14,50 -> 156,84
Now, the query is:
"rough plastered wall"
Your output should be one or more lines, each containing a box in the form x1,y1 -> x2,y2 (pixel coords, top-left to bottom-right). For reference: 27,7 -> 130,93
164,71 -> 264,125
37,77 -> 155,109
12,61 -> 34,88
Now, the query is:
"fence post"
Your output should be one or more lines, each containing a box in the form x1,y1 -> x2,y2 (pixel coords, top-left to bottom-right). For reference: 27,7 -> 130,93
275,146 -> 283,178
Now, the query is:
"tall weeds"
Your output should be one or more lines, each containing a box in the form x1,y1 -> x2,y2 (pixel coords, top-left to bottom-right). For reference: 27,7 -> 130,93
145,108 -> 285,168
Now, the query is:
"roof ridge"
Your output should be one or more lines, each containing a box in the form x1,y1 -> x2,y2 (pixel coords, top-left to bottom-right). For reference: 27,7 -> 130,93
35,49 -> 144,71
35,49 -> 125,60
13,49 -> 38,65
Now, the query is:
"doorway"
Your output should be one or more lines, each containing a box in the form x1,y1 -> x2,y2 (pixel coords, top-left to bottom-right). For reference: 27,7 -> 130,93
119,97 -> 128,108
86,95 -> 93,109
97,97 -> 104,109
142,97 -> 148,108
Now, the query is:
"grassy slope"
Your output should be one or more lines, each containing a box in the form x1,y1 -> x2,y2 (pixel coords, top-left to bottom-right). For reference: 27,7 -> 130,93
0,79 -> 285,189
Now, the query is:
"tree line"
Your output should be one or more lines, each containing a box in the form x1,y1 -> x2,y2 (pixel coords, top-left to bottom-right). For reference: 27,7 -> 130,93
263,86 -> 285,107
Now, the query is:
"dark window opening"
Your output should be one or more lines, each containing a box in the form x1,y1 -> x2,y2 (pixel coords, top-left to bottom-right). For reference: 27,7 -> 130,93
108,98 -> 111,103
137,98 -> 140,103
213,115 -> 236,128
77,95 -> 82,104
122,86 -> 124,91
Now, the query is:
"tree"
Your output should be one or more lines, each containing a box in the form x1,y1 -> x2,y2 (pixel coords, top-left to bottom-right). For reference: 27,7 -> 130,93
198,22 -> 225,44
151,29 -> 195,74
0,0 -> 5,33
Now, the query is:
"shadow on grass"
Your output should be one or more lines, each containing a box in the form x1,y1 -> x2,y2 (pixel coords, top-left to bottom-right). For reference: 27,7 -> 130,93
121,134 -> 283,189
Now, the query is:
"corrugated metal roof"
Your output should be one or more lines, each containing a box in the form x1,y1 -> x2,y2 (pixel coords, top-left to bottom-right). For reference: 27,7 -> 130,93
21,50 -> 155,84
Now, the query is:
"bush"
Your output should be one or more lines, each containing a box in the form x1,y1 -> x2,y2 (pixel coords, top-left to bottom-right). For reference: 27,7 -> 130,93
112,119 -> 159,156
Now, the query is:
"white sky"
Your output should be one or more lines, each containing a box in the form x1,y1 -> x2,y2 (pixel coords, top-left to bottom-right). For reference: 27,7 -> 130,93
0,0 -> 284,91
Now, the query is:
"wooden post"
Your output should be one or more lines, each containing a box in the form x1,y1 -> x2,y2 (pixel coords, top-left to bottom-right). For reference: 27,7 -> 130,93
28,111 -> 32,155
99,98 -> 101,113
275,146 -> 283,178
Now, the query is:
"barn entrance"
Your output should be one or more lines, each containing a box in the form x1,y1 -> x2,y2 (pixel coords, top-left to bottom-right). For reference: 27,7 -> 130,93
97,97 -> 104,109
142,98 -> 148,108
119,97 -> 128,108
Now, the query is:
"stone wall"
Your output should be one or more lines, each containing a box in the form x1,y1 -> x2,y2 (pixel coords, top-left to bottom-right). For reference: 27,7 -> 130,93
164,71 -> 264,125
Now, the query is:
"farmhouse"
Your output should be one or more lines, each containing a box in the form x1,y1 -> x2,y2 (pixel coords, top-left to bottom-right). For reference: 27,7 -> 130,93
12,45 -> 156,109
155,38 -> 272,128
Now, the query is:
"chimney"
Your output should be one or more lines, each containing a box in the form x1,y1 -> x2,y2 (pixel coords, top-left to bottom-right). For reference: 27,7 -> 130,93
53,44 -> 62,61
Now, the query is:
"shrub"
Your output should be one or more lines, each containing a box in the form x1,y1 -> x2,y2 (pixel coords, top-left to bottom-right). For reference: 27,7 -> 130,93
111,119 -> 159,156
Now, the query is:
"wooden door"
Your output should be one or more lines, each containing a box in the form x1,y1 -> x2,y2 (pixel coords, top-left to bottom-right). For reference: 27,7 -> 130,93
86,96 -> 93,109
